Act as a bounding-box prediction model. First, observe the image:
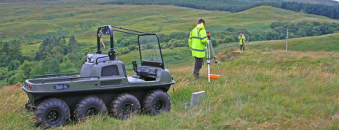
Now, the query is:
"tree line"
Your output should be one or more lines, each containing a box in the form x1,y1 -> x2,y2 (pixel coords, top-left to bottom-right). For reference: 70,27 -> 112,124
0,36 -> 85,84
258,2 -> 339,19
207,21 -> 339,44
1,21 -> 339,85
100,0 -> 257,13
100,0 -> 339,19
104,21 -> 339,56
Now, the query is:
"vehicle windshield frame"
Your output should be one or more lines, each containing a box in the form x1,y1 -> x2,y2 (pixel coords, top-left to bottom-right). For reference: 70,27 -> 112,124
138,34 -> 164,69
96,25 -> 165,68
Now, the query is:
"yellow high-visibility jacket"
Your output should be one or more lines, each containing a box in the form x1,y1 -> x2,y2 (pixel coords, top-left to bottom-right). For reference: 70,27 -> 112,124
188,23 -> 208,58
238,35 -> 246,45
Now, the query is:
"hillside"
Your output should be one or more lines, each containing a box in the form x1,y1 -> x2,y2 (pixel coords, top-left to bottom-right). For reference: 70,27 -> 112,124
0,3 -> 337,55
1,0 -> 337,5
211,6 -> 337,31
253,0 -> 339,5
2,12 -> 339,128
1,48 -> 339,129
249,33 -> 339,52
1,0 -> 339,129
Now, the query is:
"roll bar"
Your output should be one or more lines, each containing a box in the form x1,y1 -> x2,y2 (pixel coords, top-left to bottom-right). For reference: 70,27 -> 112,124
96,25 -> 155,60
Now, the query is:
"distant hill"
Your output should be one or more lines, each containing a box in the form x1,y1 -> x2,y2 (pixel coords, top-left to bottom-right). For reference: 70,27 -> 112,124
2,0 -> 338,19
0,4 -> 336,52
1,0 -> 338,5
247,0 -> 339,5
0,0 -> 58,2
99,0 -> 339,20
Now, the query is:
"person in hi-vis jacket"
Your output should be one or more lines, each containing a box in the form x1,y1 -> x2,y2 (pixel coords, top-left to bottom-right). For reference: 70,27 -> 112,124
238,33 -> 246,51
188,19 -> 208,79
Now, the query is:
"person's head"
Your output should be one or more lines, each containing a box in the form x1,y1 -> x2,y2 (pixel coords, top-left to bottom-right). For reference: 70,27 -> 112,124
198,19 -> 205,25
239,33 -> 242,36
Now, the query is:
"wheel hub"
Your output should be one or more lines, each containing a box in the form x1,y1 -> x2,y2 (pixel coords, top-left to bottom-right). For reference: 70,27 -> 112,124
46,110 -> 60,125
122,103 -> 133,115
86,107 -> 99,116
154,100 -> 164,111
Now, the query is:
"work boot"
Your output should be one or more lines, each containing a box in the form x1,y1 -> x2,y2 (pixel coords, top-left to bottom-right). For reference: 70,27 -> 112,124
193,70 -> 200,79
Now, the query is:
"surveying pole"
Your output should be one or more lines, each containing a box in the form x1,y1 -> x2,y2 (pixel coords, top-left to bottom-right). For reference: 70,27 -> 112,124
206,31 -> 221,83
242,26 -> 245,52
207,31 -> 211,83
286,28 -> 289,51
243,26 -> 245,34
285,28 -> 293,51
4,78 -> 8,87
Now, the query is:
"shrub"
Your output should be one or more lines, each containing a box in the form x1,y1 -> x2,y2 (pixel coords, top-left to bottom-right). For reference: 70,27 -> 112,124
121,47 -> 130,54
224,35 -> 235,43
212,39 -> 219,47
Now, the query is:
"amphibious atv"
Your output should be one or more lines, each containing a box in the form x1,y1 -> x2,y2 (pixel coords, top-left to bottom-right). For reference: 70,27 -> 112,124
22,25 -> 174,128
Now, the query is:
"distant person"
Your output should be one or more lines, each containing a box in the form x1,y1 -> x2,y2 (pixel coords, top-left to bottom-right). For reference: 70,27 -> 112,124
238,33 -> 246,51
189,19 -> 208,79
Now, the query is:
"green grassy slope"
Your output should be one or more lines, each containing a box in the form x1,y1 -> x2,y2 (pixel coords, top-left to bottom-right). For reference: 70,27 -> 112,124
1,49 -> 339,129
254,0 -> 339,5
0,3 -> 337,55
249,33 -> 339,52
1,0 -> 337,5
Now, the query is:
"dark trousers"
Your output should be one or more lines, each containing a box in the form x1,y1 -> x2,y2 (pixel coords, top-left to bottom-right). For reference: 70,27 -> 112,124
193,57 -> 203,78
240,45 -> 245,51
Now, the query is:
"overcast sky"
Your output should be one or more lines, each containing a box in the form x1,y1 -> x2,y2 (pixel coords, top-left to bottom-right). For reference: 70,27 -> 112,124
332,0 -> 339,2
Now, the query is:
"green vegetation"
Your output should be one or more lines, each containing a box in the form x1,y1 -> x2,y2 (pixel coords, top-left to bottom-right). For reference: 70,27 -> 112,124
1,1 -> 339,129
249,33 -> 339,52
102,0 -> 339,19
2,48 -> 339,129
0,2 -> 336,54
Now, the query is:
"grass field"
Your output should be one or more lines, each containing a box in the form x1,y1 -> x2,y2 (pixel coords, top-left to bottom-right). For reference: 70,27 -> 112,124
249,33 -> 339,52
1,47 -> 339,129
2,33 -> 339,129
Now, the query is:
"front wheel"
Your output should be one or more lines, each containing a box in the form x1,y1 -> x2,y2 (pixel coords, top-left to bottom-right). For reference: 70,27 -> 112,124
34,98 -> 70,128
110,94 -> 141,120
143,90 -> 171,115
74,96 -> 107,122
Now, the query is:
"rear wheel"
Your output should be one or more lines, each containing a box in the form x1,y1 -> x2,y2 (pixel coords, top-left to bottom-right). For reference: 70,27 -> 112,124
74,96 -> 107,122
143,90 -> 171,115
34,98 -> 70,128
110,94 -> 141,120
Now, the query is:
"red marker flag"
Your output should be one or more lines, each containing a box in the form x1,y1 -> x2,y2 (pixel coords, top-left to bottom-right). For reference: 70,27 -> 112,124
100,37 -> 106,48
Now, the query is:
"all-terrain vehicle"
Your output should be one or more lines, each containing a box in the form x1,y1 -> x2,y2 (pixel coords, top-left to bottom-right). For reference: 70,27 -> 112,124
22,25 -> 175,128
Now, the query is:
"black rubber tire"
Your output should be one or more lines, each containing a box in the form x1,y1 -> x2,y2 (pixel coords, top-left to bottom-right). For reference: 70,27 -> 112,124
33,98 -> 70,128
143,90 -> 171,115
110,94 -> 141,120
74,96 -> 107,122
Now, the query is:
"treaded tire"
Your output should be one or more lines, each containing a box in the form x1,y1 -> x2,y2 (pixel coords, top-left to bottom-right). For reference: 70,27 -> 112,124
143,90 -> 171,115
33,98 -> 70,128
111,94 -> 141,120
74,96 -> 107,122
